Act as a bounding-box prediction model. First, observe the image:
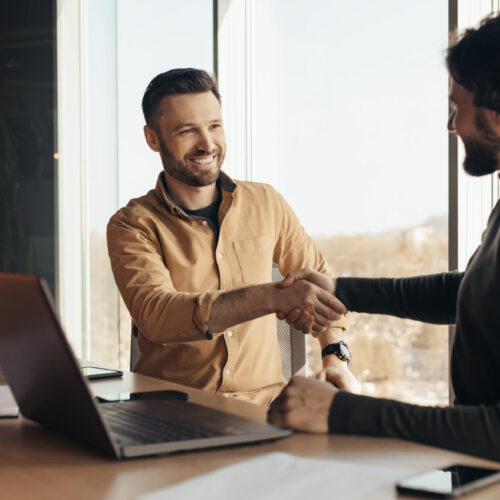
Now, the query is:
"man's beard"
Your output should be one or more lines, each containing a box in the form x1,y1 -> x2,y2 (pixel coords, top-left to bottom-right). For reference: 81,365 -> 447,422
462,110 -> 500,177
159,137 -> 224,187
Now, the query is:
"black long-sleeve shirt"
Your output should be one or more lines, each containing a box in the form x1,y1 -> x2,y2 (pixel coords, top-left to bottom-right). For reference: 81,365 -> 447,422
329,200 -> 500,462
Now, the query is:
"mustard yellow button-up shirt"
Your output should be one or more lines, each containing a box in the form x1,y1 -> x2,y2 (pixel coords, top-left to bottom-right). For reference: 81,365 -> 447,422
107,171 -> 346,405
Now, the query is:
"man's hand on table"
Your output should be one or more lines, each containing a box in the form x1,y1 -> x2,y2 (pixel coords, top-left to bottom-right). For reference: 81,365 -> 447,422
276,268 -> 347,335
268,375 -> 337,433
317,357 -> 361,394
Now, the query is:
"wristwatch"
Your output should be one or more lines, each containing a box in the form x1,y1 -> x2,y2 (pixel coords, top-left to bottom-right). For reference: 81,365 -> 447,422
321,341 -> 352,364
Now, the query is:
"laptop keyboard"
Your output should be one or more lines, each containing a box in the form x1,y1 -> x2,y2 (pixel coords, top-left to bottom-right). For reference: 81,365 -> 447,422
100,403 -> 220,445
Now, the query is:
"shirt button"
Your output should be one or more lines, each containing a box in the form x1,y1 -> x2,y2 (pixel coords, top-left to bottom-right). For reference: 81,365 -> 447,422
227,331 -> 233,337
226,369 -> 231,375
217,253 -> 223,259
223,393 -> 230,398
202,220 -> 208,225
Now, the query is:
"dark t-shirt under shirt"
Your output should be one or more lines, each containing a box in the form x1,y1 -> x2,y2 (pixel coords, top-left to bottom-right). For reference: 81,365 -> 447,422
183,190 -> 222,240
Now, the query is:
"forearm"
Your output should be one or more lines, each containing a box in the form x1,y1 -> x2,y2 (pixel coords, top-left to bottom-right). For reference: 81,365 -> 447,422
330,391 -> 500,462
207,283 -> 276,333
318,327 -> 343,345
336,272 -> 463,324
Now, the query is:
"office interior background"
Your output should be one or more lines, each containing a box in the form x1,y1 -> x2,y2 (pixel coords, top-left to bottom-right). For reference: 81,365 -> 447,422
1,0 -> 499,406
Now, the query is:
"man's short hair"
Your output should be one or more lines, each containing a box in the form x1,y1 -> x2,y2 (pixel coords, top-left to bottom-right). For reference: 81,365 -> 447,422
142,68 -> 221,129
446,14 -> 500,112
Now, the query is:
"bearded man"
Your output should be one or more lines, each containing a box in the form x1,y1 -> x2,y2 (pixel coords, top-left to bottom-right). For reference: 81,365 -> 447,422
107,68 -> 358,406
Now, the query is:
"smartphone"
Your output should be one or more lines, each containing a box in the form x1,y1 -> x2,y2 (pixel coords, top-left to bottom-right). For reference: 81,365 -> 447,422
96,390 -> 188,403
81,366 -> 124,380
396,464 -> 500,498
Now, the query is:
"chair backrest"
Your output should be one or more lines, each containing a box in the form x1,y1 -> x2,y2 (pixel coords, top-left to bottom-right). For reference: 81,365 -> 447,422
272,263 -> 307,380
130,263 -> 308,380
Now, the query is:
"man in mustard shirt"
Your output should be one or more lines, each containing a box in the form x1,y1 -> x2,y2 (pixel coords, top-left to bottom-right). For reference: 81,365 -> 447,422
107,68 -> 358,405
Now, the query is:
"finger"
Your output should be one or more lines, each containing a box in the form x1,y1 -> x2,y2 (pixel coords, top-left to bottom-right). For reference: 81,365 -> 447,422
312,302 -> 346,325
311,322 -> 327,335
302,316 -> 314,334
324,370 -> 347,389
328,375 -> 344,389
315,370 -> 326,381
272,383 -> 302,406
318,292 -> 348,316
306,301 -> 344,329
292,311 -> 313,333
267,407 -> 283,426
290,310 -> 314,333
277,311 -> 285,320
280,268 -> 313,288
310,303 -> 340,326
283,308 -> 303,325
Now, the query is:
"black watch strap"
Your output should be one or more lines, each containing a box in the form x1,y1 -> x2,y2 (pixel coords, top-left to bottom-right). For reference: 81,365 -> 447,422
321,341 -> 351,364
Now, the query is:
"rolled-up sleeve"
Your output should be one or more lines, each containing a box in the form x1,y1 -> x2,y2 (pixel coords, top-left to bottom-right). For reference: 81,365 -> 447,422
107,217 -> 223,343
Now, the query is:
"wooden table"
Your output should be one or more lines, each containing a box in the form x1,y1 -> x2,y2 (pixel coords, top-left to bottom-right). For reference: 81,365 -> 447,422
0,371 -> 499,499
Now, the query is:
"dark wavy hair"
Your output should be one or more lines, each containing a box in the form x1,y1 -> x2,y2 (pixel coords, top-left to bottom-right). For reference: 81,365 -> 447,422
446,14 -> 500,112
142,68 -> 220,130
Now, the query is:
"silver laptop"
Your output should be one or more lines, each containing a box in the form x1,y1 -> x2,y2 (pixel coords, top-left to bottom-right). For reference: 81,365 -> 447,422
0,273 -> 291,459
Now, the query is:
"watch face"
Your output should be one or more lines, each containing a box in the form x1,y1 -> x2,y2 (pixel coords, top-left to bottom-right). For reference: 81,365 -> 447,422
339,343 -> 351,360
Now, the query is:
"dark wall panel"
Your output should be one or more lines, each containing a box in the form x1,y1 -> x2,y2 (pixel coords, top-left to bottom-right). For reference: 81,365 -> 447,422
0,0 -> 56,297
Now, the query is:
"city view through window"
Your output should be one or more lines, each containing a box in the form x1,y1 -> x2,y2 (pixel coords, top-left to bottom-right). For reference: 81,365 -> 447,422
252,0 -> 449,405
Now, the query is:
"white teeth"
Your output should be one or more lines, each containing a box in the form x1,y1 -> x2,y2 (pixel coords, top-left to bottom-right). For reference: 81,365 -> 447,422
191,156 -> 215,165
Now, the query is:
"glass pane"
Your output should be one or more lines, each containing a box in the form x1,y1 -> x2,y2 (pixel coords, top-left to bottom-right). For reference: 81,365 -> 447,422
87,0 -> 213,369
253,0 -> 449,405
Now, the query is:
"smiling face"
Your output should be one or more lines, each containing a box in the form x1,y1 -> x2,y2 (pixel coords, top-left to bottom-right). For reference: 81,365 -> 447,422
144,91 -> 226,187
448,80 -> 500,176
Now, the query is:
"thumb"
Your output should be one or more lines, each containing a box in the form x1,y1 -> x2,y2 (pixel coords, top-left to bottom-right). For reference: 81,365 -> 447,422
278,269 -> 311,289
278,274 -> 295,288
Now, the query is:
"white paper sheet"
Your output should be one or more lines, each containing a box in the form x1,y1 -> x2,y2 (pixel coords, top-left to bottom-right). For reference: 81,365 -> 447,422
0,384 -> 19,418
138,451 -> 411,500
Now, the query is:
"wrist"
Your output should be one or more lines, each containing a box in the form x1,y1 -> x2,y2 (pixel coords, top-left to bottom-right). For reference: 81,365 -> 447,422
267,282 -> 284,314
321,341 -> 352,365
322,355 -> 347,369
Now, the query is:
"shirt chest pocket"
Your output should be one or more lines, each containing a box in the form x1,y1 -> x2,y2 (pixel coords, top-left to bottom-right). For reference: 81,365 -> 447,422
233,235 -> 274,284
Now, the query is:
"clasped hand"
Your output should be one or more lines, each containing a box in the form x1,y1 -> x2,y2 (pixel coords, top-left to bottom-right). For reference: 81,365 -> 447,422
275,268 -> 347,334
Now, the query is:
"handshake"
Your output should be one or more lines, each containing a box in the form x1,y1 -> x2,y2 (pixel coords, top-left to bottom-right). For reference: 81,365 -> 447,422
273,268 -> 348,335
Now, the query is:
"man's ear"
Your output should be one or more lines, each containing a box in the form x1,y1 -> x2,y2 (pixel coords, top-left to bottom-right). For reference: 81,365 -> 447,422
144,125 -> 161,152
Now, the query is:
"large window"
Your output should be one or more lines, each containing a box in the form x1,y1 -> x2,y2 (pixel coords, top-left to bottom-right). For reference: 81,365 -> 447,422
57,0 -> 213,363
220,0 -> 450,405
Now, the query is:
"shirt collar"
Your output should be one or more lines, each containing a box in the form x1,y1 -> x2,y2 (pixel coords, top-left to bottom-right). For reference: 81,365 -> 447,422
154,170 -> 237,217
